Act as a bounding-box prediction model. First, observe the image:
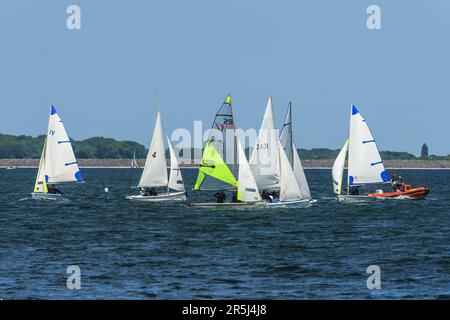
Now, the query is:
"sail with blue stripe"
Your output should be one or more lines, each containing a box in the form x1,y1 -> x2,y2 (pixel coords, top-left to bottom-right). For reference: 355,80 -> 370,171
347,105 -> 388,185
44,105 -> 83,184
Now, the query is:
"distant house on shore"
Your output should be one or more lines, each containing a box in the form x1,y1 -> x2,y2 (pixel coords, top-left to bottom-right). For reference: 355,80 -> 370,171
421,143 -> 429,158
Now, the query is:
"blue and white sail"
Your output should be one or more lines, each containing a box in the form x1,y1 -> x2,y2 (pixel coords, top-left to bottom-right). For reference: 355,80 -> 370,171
347,105 -> 388,185
44,106 -> 83,184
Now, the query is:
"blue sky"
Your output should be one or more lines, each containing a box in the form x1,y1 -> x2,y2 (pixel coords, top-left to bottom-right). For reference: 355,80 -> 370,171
0,0 -> 448,155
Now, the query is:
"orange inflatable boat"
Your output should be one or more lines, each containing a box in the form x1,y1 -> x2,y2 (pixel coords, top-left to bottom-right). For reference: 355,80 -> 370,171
368,184 -> 429,199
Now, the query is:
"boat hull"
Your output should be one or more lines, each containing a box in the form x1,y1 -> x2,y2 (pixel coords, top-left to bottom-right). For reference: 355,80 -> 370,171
126,191 -> 187,202
264,199 -> 315,207
337,194 -> 371,203
31,192 -> 64,200
190,202 -> 261,208
368,187 -> 429,200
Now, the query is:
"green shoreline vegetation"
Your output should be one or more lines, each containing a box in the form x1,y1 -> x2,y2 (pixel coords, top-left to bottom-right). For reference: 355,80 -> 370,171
0,133 -> 448,160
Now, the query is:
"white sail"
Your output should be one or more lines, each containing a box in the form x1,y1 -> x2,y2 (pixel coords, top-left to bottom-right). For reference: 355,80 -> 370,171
138,112 -> 168,187
237,138 -> 260,202
279,102 -> 293,166
249,96 -> 280,191
278,140 -> 303,201
33,139 -> 48,193
44,106 -> 83,184
292,141 -> 311,199
167,138 -> 185,191
279,103 -> 311,199
332,139 -> 349,195
347,105 -> 388,185
131,150 -> 138,168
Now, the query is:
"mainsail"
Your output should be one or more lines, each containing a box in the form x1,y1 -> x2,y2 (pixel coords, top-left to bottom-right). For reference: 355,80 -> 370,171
332,139 -> 349,195
194,95 -> 238,190
44,106 -> 83,184
138,112 -> 168,188
167,137 -> 185,191
347,105 -> 388,185
249,96 -> 280,191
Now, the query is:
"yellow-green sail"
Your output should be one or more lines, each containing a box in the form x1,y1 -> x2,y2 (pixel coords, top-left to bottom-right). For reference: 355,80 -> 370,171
194,141 -> 238,190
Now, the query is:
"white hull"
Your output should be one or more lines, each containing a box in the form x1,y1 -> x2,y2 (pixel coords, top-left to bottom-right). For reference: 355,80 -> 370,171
190,201 -> 261,208
337,194 -> 370,203
126,191 -> 186,202
264,198 -> 315,208
31,192 -> 64,200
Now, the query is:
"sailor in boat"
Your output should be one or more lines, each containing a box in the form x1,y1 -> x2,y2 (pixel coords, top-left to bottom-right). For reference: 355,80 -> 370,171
231,191 -> 240,203
140,187 -> 158,196
214,191 -> 226,203
261,190 -> 272,203
47,185 -> 63,195
349,186 -> 360,195
390,174 -> 405,192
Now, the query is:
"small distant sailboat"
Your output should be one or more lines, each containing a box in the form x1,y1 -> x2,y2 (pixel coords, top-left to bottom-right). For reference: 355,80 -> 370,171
332,105 -> 389,201
31,106 -> 84,200
131,150 -> 139,169
191,95 -> 261,207
126,111 -> 186,201
6,166 -> 17,170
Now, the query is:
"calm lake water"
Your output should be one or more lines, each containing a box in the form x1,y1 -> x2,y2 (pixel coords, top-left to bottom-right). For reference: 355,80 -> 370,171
0,168 -> 449,299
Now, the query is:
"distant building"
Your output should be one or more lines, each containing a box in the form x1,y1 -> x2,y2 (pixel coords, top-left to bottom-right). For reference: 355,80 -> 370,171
421,143 -> 429,158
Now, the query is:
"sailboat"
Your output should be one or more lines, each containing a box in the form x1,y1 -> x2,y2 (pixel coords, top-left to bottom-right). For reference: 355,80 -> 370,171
31,105 -> 84,200
126,111 -> 186,201
131,150 -> 139,169
333,105 -> 429,201
332,105 -> 390,201
250,98 -> 313,207
191,95 -> 261,207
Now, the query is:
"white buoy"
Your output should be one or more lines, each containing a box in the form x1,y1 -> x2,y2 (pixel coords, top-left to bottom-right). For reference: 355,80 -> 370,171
104,187 -> 109,193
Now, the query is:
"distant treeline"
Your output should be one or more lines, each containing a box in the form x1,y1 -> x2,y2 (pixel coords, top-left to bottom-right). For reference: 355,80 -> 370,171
0,134 -> 448,160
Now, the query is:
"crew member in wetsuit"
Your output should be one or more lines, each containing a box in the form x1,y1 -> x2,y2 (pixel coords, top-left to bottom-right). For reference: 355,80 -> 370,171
47,185 -> 63,195
149,187 -> 158,196
261,190 -> 272,203
270,190 -> 279,199
214,191 -> 226,203
349,186 -> 360,195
